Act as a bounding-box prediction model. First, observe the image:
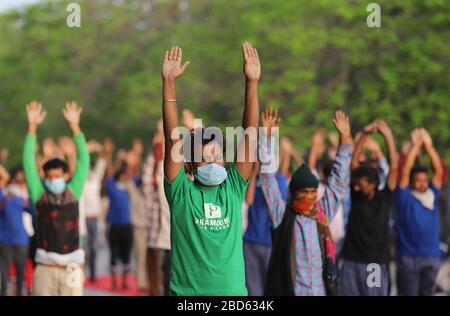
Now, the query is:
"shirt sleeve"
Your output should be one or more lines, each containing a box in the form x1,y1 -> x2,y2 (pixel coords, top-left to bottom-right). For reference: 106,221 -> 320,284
259,172 -> 287,229
258,134 -> 286,228
163,166 -> 189,210
67,133 -> 90,201
395,184 -> 411,208
23,134 -> 45,204
105,176 -> 115,195
225,164 -> 250,202
377,156 -> 390,190
93,158 -> 107,183
429,183 -> 441,208
319,144 -> 352,221
277,173 -> 289,201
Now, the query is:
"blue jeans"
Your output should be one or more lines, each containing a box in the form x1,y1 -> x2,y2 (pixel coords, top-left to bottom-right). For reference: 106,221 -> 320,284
396,256 -> 441,296
340,259 -> 389,296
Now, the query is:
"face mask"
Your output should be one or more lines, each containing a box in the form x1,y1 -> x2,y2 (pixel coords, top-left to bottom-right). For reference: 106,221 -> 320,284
194,163 -> 227,186
291,197 -> 317,217
44,178 -> 66,194
6,184 -> 23,197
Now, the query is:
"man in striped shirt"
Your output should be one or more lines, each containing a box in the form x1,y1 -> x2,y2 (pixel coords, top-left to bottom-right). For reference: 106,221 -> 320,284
262,110 -> 352,296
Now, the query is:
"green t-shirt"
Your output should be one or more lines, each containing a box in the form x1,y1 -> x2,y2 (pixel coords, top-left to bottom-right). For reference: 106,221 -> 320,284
164,164 -> 249,296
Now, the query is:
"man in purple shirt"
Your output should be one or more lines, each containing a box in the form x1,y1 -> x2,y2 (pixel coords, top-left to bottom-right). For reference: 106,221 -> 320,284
261,110 -> 352,296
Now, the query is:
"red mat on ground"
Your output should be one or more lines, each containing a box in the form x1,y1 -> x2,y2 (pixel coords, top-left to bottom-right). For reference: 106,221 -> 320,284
84,275 -> 148,296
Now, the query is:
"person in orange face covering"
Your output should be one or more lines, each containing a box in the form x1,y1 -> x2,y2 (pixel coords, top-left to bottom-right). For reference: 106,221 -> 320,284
261,110 -> 352,296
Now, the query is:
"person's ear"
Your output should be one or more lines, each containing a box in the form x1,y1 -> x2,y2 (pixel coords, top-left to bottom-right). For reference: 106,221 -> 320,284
64,173 -> 70,182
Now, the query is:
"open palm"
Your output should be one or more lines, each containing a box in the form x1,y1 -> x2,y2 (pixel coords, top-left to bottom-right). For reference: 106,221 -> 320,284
62,101 -> 83,125
261,108 -> 280,138
26,101 -> 47,126
243,41 -> 261,81
161,46 -> 190,80
332,110 -> 351,138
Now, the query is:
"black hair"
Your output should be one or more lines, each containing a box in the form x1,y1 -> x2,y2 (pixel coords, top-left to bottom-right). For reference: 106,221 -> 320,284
187,127 -> 227,162
114,162 -> 128,181
410,165 -> 428,182
9,165 -> 24,181
351,164 -> 380,186
43,158 -> 69,174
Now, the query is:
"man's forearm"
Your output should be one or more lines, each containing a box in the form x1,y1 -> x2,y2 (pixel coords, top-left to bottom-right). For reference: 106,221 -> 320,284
403,145 -> 420,172
351,133 -> 367,169
424,144 -> 443,175
162,79 -> 179,138
308,146 -> 318,171
384,133 -> 399,170
242,80 -> 259,129
68,123 -> 81,135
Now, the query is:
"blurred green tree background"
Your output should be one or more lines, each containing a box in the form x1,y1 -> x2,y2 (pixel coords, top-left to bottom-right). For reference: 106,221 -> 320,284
0,0 -> 449,165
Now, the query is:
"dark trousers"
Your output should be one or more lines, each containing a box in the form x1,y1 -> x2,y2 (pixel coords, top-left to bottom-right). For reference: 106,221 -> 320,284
243,242 -> 271,296
396,256 -> 441,296
340,259 -> 389,296
0,243 -> 28,296
162,250 -> 171,296
85,218 -> 98,280
108,225 -> 133,270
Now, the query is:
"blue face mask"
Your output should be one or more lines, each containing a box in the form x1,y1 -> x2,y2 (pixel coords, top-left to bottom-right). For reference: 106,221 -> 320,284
44,178 -> 66,194
194,163 -> 227,186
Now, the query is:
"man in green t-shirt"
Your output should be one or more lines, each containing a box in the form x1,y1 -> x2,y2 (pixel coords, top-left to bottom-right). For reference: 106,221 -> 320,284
161,42 -> 261,295
23,101 -> 89,296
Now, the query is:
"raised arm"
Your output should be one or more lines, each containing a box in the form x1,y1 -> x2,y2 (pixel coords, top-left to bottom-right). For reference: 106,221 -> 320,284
258,108 -> 286,228
376,119 -> 398,191
420,128 -> 443,189
351,121 -> 377,170
87,140 -> 107,181
103,138 -> 115,177
279,137 -> 293,178
63,102 -> 90,200
161,46 -> 190,182
0,163 -> 9,188
235,41 -> 261,181
399,129 -> 423,189
23,101 -> 46,203
321,111 -> 352,220
245,162 -> 259,205
308,128 -> 326,172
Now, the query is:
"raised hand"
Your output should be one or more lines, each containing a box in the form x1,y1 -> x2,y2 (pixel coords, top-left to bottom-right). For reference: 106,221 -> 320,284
26,101 -> 47,133
362,120 -> 378,134
59,136 -> 76,157
365,136 -> 382,158
161,46 -> 190,81
243,41 -> 261,82
182,108 -> 196,129
103,138 -> 114,156
419,128 -> 433,148
62,101 -> 83,135
87,140 -> 103,153
261,108 -> 281,138
332,110 -> 351,144
280,136 -> 293,155
376,119 -> 393,137
411,128 -> 423,147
